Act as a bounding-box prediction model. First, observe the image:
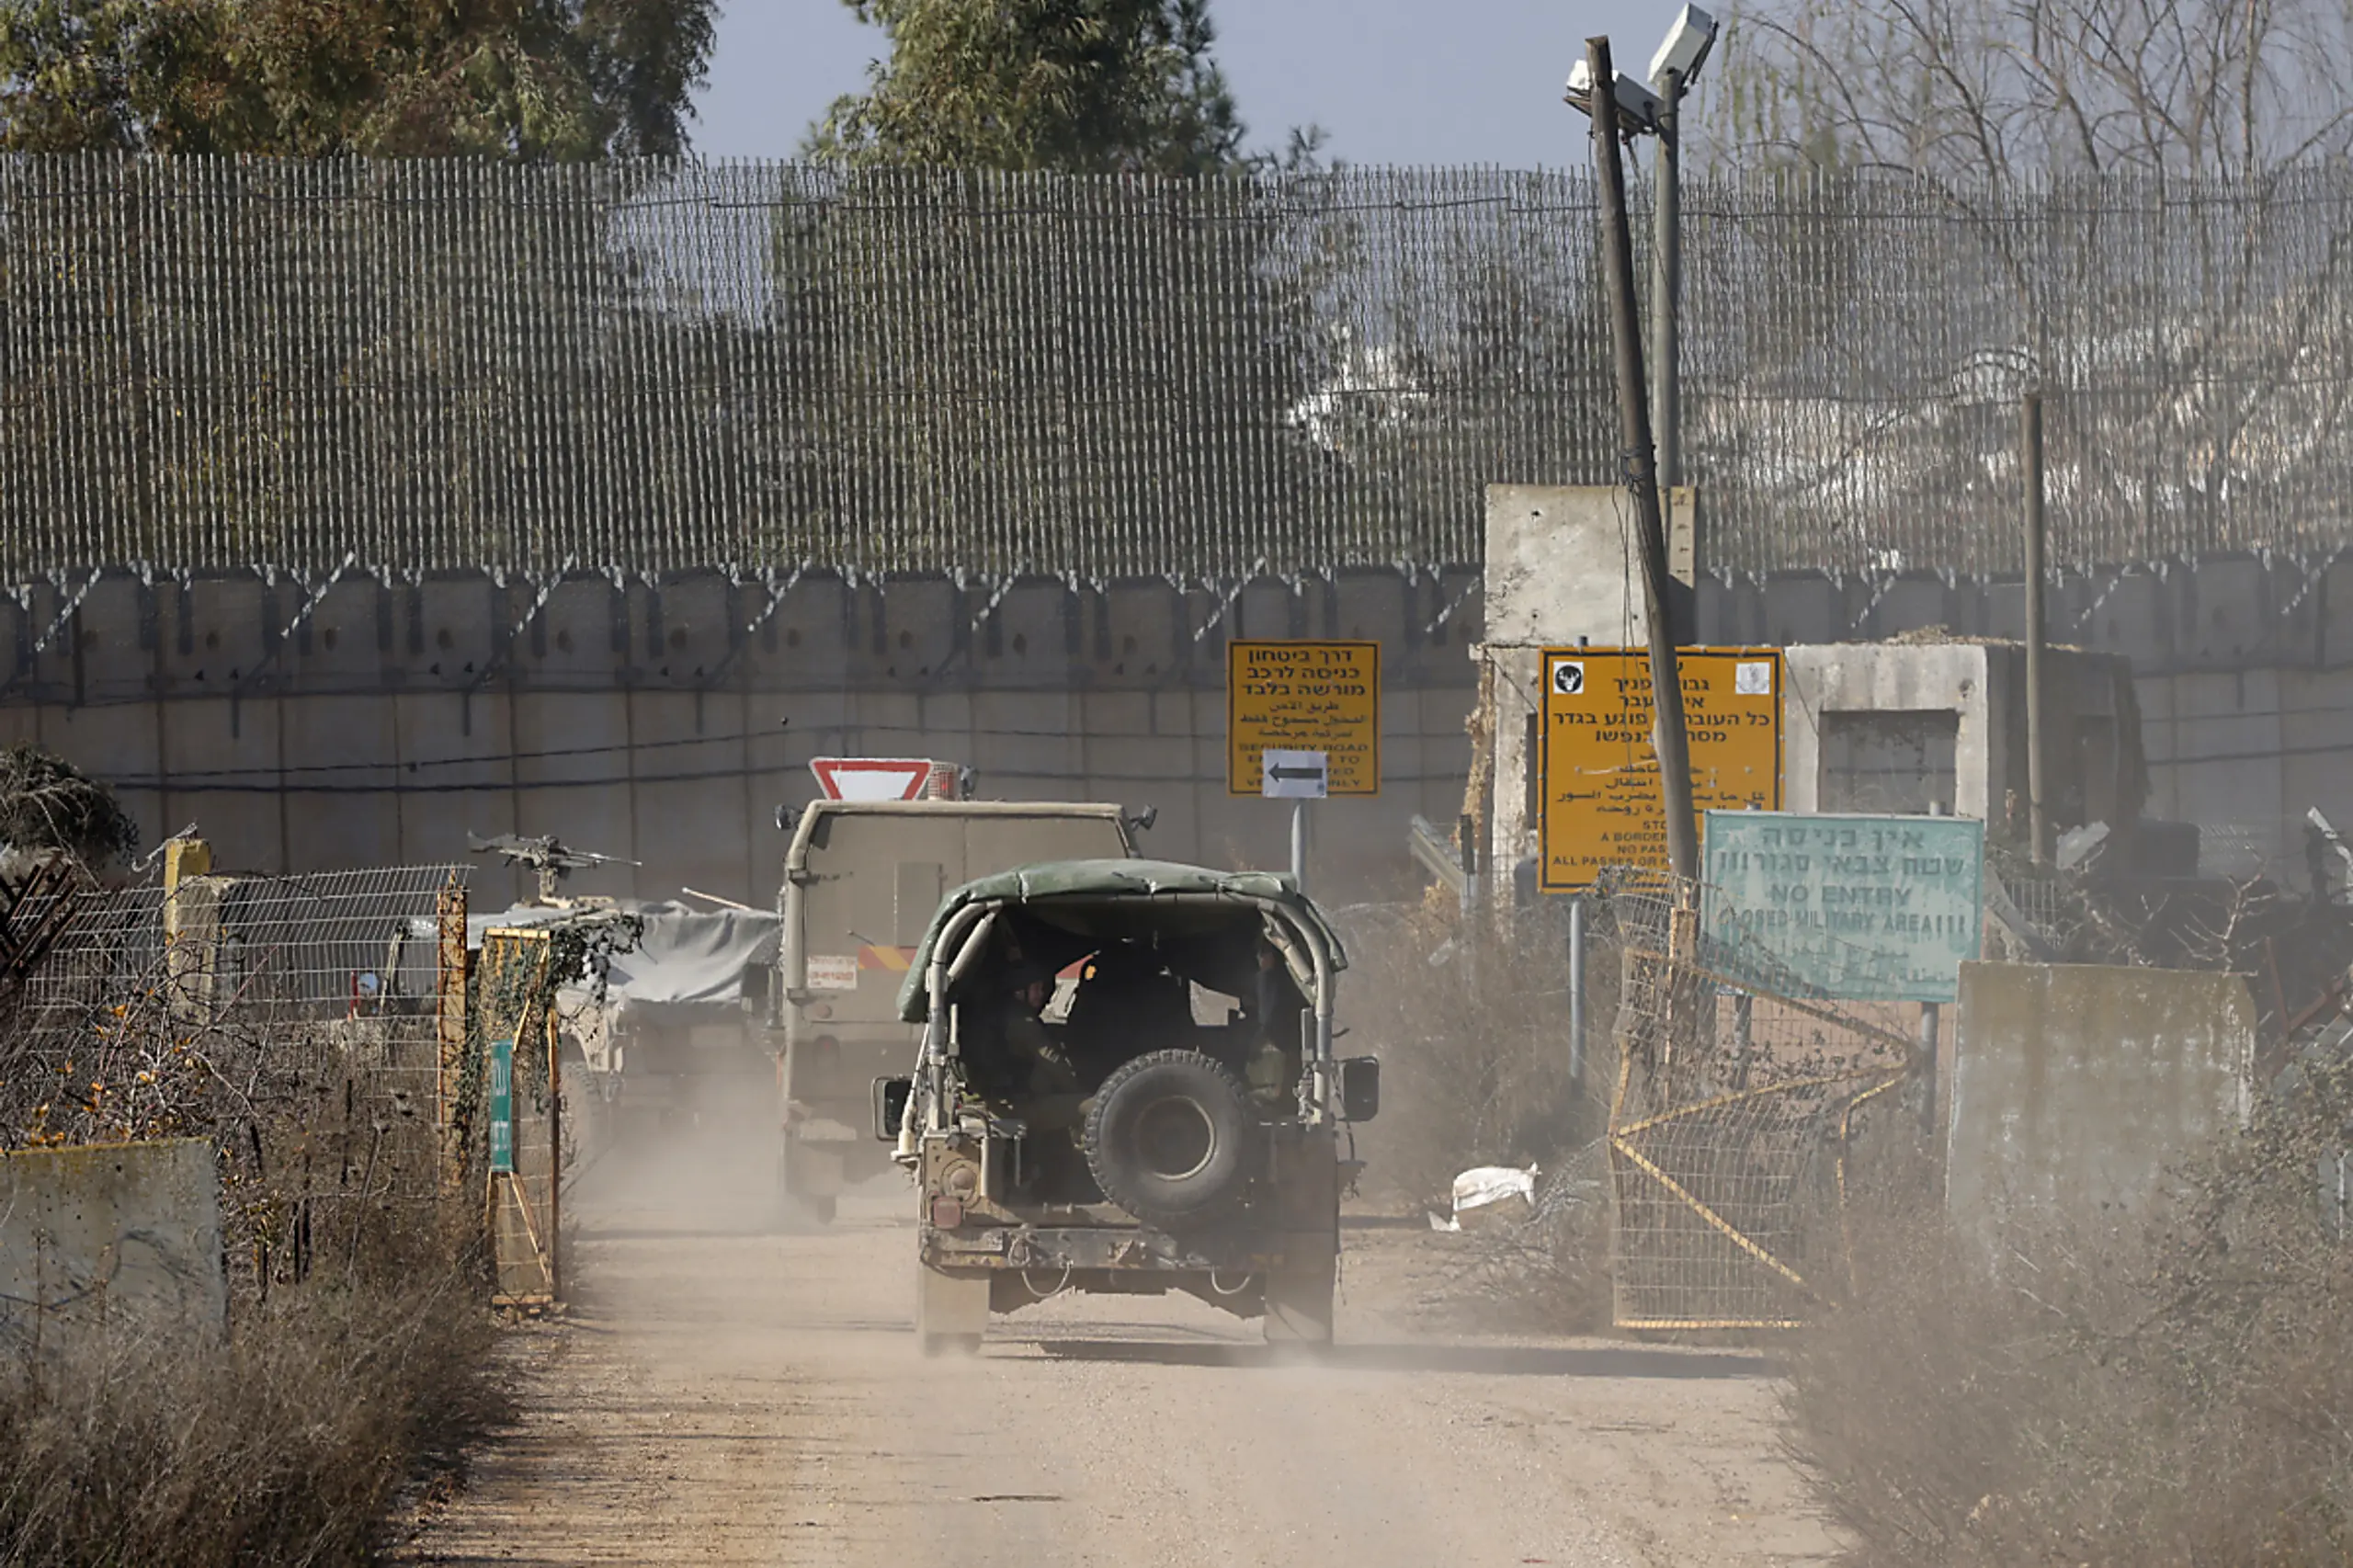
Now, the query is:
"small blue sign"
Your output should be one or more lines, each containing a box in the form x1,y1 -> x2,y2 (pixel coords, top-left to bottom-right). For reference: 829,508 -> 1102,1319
1702,812 -> 1984,1004
488,1037 -> 515,1174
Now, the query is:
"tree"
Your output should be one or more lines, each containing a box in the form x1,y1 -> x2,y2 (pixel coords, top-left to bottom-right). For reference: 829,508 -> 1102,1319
808,0 -> 1277,176
0,743 -> 139,875
0,0 -> 718,157
1705,0 -> 2353,177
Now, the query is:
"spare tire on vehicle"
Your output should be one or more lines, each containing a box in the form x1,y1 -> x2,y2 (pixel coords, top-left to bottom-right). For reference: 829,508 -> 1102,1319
1083,1049 -> 1257,1228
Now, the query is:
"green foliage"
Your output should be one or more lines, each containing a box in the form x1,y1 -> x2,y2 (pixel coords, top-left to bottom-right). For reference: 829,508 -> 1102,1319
808,0 -> 1262,176
0,743 -> 138,871
0,0 -> 718,157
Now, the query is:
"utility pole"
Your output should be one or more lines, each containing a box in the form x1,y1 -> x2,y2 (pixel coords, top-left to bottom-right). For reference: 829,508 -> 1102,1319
1652,67 -> 1684,495
2023,392 -> 2049,865
1590,35 -> 1699,889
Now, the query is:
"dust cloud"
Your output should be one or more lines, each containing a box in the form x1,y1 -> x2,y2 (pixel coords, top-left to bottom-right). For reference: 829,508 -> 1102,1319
395,1101 -> 1832,1568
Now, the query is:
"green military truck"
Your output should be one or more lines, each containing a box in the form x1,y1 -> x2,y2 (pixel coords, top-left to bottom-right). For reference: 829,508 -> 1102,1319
876,859 -> 1380,1354
771,801 -> 1140,1223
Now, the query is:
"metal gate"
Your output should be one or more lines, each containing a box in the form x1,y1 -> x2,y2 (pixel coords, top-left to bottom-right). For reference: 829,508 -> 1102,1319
476,927 -> 562,1307
1602,892 -> 1923,1330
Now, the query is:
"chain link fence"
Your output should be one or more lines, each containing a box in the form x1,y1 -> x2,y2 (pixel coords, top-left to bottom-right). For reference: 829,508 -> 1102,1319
6,157 -> 2353,585
1590,874 -> 1927,1330
0,865 -> 468,1302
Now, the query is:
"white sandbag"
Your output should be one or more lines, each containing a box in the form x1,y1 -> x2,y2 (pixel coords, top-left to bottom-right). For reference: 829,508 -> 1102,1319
1451,1165 -> 1539,1231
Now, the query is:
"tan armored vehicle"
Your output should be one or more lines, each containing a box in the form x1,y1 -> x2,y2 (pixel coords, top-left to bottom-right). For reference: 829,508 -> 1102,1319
772,801 -> 1140,1222
877,859 -> 1380,1353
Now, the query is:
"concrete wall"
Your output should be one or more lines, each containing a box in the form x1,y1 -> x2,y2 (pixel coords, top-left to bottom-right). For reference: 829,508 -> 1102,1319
1699,555 -> 2353,877
1949,962 -> 2256,1244
0,570 -> 1482,907
0,1138 -> 227,1354
11,513 -> 2353,903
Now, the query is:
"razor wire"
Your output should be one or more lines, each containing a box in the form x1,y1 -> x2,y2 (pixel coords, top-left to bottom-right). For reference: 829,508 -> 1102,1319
8,157 -> 2353,585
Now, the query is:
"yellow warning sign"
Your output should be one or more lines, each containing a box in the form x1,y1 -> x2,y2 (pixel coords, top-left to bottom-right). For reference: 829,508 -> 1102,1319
1540,648 -> 1782,892
1227,641 -> 1381,796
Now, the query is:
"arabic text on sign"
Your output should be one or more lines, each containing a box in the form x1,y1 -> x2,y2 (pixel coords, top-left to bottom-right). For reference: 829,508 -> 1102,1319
1227,640 -> 1381,797
1537,648 -> 1784,893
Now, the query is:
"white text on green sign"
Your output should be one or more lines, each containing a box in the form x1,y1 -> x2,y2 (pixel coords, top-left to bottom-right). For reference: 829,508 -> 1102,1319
1701,812 -> 1984,1004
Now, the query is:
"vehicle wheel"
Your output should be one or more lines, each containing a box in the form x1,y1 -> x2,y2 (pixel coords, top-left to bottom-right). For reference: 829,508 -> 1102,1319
1264,1255 -> 1336,1346
777,1137 -> 839,1229
916,1262 -> 988,1353
1083,1050 -> 1257,1229
919,1332 -> 983,1358
557,1049 -> 603,1170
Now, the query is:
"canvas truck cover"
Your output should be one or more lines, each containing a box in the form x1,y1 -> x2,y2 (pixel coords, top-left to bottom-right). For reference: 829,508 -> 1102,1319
896,858 -> 1348,1024
454,901 -> 780,1010
599,903 -> 780,1009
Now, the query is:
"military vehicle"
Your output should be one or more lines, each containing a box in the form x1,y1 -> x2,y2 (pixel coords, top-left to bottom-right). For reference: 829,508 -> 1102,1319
772,801 -> 1140,1223
876,859 -> 1380,1353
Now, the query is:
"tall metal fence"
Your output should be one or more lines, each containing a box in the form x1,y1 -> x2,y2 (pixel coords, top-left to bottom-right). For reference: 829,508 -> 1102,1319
6,156 -> 2353,585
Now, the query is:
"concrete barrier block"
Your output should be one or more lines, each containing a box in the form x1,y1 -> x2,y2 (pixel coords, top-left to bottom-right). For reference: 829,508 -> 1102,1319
1760,575 -> 1841,648
71,574 -> 149,695
969,689 -> 1078,739
510,691 -> 631,784
525,579 -> 620,680
1334,574 -> 1405,646
2324,556 -> 2353,667
182,577 -> 269,685
2181,556 -> 2267,665
1098,584 -> 1179,680
40,701 -> 153,790
908,687 -> 976,739
1861,577 -> 1949,640
2077,569 -> 2169,667
0,1139 -> 228,1356
1078,691 -> 1154,737
1950,962 -> 2256,1247
970,729 -> 1081,783
278,579 -> 383,684
641,576 -> 729,687
1089,733 -> 1191,783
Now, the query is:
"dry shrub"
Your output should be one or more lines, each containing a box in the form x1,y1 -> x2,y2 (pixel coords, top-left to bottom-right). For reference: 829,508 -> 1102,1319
1785,1062 -> 2353,1567
1422,1145 -> 1617,1334
1336,895 -> 1608,1208
1332,897 -> 1617,1334
0,892 -> 514,1563
0,1208 -> 507,1567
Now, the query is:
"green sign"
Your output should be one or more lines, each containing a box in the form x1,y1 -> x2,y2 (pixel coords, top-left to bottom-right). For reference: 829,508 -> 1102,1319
488,1037 -> 515,1174
1701,812 -> 1984,1004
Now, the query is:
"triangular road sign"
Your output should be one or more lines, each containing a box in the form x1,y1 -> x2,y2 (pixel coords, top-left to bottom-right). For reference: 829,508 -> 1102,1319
811,756 -> 936,801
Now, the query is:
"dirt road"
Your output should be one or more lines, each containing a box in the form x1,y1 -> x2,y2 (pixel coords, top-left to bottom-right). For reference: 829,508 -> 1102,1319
397,1143 -> 1836,1568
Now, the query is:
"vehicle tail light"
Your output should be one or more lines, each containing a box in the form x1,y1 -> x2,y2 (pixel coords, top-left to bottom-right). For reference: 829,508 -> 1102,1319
929,1196 -> 965,1229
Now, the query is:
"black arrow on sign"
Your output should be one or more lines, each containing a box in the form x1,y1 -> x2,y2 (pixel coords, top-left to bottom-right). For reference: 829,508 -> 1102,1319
1269,765 -> 1326,781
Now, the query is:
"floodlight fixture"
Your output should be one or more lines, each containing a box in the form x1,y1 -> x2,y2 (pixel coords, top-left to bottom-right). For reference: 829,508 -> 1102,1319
1647,4 -> 1720,91
1564,57 -> 1665,135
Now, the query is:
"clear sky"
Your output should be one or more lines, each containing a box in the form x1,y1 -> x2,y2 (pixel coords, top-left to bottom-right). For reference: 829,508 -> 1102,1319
691,1 -> 1681,168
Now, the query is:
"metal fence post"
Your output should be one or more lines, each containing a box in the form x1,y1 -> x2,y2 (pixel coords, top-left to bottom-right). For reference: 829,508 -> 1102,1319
1567,894 -> 1587,1091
